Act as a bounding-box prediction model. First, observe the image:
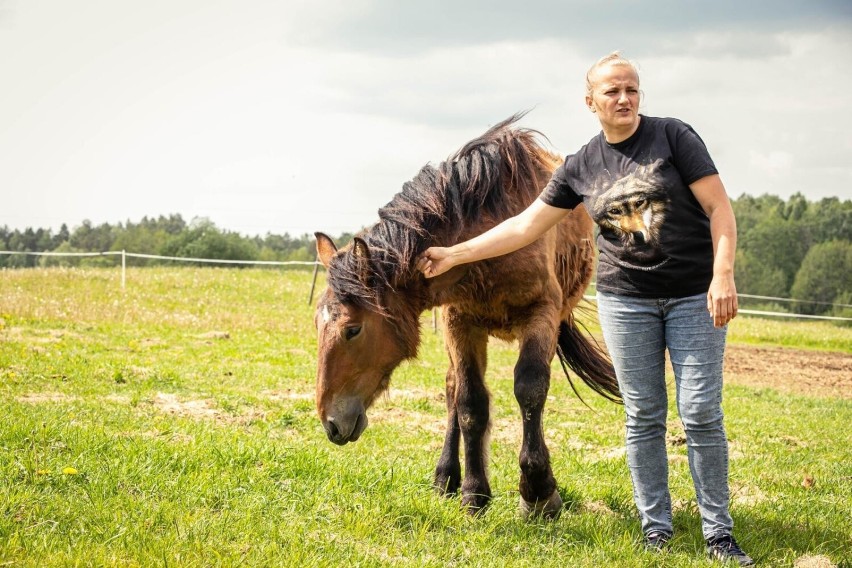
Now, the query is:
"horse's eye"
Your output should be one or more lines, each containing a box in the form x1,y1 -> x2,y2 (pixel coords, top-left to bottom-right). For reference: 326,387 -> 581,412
344,325 -> 362,340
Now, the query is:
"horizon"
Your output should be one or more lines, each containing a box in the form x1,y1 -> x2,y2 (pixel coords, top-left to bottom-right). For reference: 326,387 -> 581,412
2,187 -> 848,239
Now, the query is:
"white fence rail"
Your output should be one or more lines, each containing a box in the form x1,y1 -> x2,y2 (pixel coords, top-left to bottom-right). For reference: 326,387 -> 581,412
0,249 -> 320,299
0,249 -> 315,266
2,250 -> 851,322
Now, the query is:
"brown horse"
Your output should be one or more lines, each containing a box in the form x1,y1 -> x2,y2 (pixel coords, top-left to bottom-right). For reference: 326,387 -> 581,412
314,114 -> 620,518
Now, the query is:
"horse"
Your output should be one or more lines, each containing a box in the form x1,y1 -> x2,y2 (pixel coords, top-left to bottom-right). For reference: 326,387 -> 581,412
313,113 -> 621,518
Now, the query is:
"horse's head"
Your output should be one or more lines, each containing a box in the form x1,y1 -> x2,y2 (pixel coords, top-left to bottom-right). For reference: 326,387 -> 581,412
313,232 -> 416,445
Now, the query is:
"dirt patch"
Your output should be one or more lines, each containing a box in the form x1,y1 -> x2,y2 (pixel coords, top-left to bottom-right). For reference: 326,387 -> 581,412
582,500 -> 617,516
385,387 -> 445,402
724,345 -> 851,399
1,327 -> 72,344
152,392 -> 221,419
16,392 -> 77,404
793,555 -> 838,568
149,392 -> 266,425
261,389 -> 313,401
730,481 -> 768,506
194,331 -> 230,340
369,407 -> 445,436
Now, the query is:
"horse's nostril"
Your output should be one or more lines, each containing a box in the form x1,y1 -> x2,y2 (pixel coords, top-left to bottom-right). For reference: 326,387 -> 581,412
326,419 -> 340,439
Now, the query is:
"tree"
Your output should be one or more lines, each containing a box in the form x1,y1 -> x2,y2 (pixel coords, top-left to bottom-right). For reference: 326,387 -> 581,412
160,218 -> 259,265
731,193 -> 785,236
735,250 -> 788,298
782,192 -> 808,221
6,229 -> 39,267
790,240 -> 852,315
40,241 -> 81,268
738,217 -> 809,295
51,223 -> 70,249
70,220 -> 115,252
801,197 -> 852,245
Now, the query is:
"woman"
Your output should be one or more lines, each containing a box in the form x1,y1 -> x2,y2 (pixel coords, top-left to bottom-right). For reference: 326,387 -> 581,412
417,52 -> 754,566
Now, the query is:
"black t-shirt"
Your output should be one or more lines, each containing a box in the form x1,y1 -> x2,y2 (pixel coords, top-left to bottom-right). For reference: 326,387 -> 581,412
539,115 -> 718,298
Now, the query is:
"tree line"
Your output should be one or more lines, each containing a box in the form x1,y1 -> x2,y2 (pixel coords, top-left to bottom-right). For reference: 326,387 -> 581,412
0,215 -> 353,270
732,193 -> 850,318
2,193 -> 850,318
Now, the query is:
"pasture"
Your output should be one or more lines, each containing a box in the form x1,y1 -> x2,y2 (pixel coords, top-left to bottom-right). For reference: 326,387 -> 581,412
0,267 -> 850,567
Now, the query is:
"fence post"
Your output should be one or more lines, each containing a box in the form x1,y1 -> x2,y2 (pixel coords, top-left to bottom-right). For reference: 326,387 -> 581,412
307,260 -> 320,305
121,250 -> 126,289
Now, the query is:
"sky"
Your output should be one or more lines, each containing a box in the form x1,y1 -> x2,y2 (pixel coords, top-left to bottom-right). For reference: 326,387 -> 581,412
1,0 -> 851,238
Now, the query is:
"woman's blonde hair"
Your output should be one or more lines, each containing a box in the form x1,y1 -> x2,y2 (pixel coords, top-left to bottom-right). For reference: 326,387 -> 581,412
585,51 -> 640,96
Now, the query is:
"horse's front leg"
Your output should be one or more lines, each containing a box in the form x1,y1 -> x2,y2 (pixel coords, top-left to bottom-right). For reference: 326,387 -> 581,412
443,312 -> 491,514
433,365 -> 461,496
515,323 -> 563,519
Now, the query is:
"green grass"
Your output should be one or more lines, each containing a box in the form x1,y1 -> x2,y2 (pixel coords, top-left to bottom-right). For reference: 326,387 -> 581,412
0,267 -> 850,567
729,314 -> 852,352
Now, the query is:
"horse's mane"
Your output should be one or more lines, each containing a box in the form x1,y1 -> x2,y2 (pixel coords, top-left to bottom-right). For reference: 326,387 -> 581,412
327,112 -> 553,316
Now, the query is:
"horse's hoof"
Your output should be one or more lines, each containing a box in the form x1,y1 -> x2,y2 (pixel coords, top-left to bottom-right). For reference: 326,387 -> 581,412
433,472 -> 460,496
461,493 -> 491,516
519,489 -> 563,520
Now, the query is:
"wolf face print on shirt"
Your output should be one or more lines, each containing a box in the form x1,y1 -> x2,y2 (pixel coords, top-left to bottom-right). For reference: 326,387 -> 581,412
589,159 -> 670,270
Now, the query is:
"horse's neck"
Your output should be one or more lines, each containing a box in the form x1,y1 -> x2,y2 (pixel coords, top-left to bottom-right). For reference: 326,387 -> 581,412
415,224 -> 482,312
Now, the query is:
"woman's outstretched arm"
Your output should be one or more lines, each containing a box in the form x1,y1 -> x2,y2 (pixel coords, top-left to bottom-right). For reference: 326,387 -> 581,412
417,199 -> 569,278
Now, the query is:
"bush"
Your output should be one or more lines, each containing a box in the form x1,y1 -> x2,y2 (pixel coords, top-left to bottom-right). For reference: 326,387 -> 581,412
790,240 -> 852,315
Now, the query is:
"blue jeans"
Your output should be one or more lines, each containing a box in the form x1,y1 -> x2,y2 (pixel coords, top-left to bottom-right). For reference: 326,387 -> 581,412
596,291 -> 733,540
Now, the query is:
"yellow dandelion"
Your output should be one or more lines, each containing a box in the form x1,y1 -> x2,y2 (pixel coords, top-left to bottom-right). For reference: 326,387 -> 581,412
36,469 -> 50,475
62,467 -> 79,475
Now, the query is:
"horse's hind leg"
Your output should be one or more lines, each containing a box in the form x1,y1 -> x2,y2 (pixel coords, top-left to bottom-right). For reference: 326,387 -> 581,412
515,320 -> 564,519
442,310 -> 491,514
433,365 -> 461,496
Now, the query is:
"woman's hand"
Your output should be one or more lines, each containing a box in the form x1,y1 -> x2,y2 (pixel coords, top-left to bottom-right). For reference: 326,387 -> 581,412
416,246 -> 457,279
691,174 -> 739,329
707,272 -> 738,328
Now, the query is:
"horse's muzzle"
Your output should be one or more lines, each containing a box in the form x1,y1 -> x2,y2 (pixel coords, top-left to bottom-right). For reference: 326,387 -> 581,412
321,397 -> 368,445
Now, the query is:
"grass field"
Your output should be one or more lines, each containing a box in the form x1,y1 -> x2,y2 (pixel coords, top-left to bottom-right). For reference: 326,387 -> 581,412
1,267 -> 849,567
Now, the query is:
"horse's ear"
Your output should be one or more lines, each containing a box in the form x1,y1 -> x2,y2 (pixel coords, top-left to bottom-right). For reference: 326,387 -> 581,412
352,237 -> 370,261
315,232 -> 338,268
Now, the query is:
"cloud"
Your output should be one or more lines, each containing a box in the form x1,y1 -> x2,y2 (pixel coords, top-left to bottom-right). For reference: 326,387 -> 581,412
749,150 -> 794,179
288,0 -> 852,59
299,39 -> 587,132
1,0 -> 850,237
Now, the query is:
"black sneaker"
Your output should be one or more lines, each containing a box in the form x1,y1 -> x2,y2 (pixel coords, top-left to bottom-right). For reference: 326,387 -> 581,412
643,531 -> 671,552
706,534 -> 754,566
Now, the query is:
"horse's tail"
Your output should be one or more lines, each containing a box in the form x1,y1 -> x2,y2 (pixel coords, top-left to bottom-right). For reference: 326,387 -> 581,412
556,319 -> 622,404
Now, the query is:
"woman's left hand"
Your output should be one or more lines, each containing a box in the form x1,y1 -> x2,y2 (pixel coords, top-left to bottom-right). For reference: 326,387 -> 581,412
707,273 -> 738,328
691,174 -> 739,329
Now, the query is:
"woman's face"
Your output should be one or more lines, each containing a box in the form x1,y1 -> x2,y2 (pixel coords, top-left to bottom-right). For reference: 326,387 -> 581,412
586,63 -> 641,140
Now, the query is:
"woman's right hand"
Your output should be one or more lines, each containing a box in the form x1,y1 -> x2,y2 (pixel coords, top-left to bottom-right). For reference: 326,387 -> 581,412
416,247 -> 457,279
